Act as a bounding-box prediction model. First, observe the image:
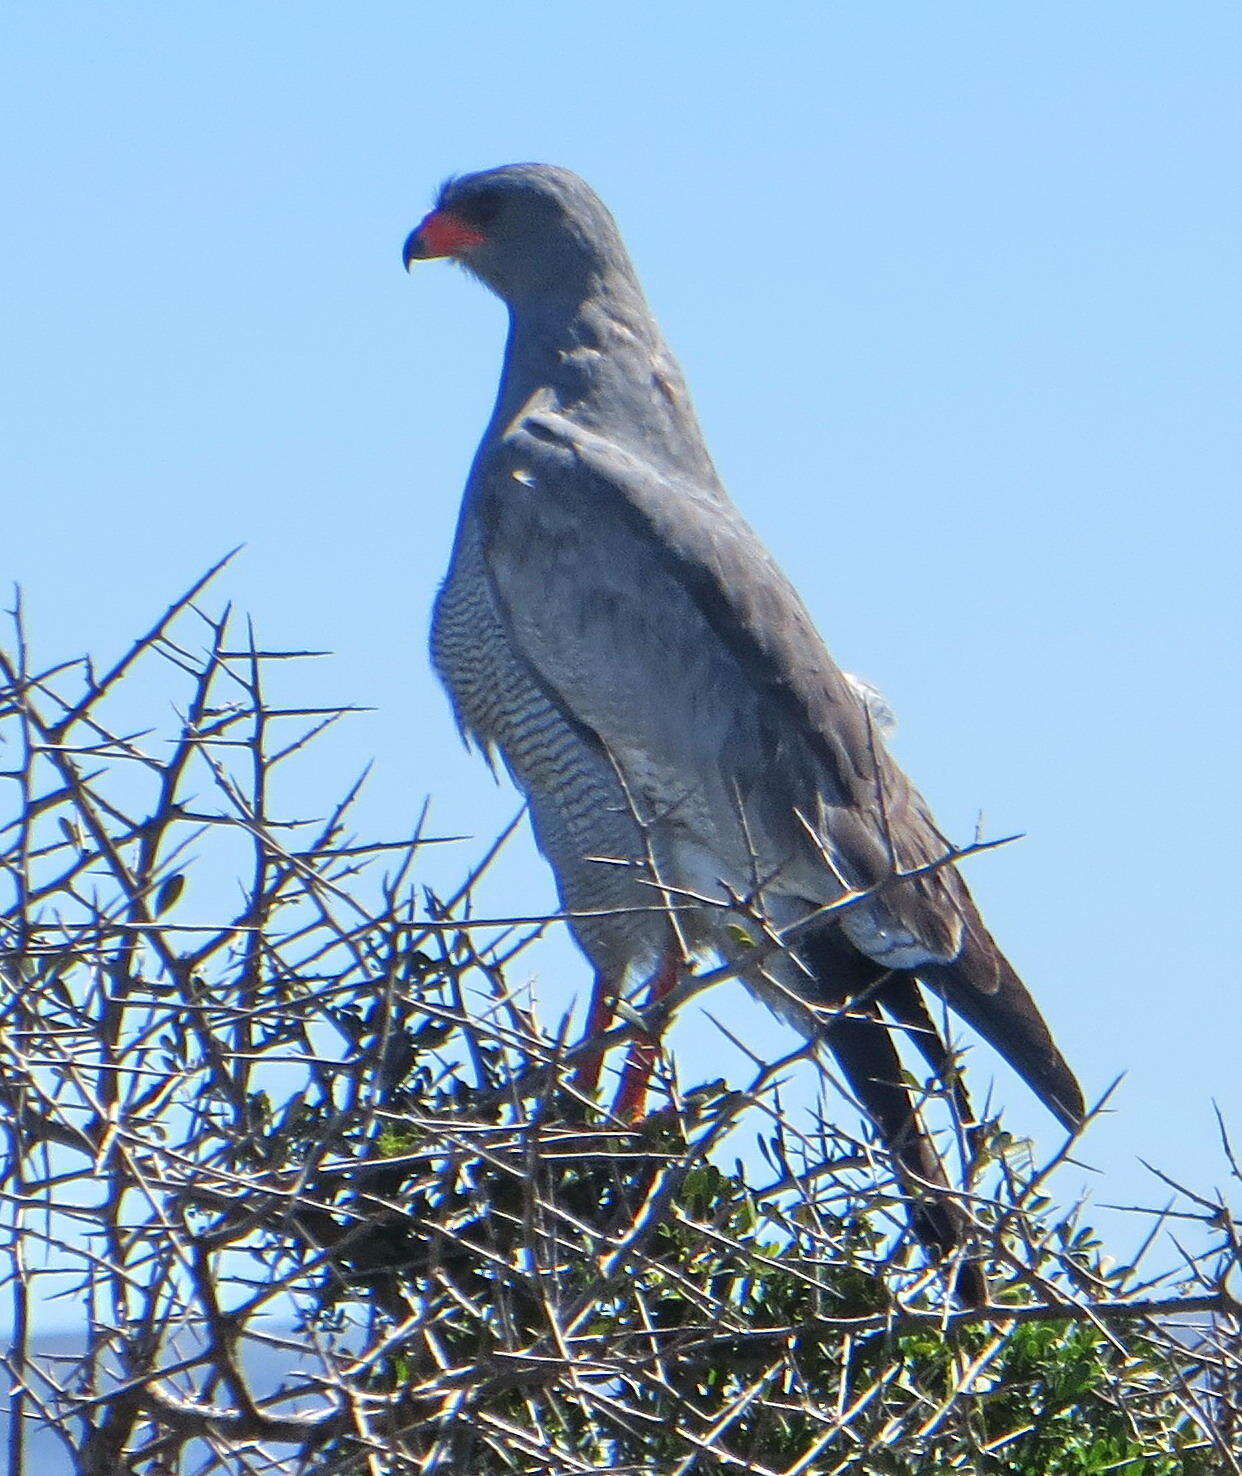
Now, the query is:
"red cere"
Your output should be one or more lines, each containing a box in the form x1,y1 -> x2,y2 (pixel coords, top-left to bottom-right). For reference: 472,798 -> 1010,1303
415,209 -> 487,258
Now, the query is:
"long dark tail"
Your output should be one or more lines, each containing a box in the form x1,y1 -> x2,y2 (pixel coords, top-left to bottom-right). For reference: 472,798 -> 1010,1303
798,928 -> 988,1307
915,897 -> 1085,1133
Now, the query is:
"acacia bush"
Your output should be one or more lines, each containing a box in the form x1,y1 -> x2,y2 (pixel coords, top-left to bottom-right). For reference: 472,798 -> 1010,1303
1,569 -> 1238,1473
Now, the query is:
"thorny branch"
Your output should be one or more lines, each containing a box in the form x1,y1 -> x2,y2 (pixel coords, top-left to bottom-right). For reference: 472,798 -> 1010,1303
0,572 -> 1238,1472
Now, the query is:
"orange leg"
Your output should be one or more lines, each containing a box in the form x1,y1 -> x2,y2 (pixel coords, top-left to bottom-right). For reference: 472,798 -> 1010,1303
612,950 -> 680,1121
572,974 -> 618,1098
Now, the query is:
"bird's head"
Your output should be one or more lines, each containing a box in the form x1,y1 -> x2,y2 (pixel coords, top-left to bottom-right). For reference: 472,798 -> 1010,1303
402,164 -> 631,305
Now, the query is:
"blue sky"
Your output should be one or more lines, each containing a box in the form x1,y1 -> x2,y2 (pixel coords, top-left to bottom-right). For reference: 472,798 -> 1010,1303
4,2 -> 1240,1266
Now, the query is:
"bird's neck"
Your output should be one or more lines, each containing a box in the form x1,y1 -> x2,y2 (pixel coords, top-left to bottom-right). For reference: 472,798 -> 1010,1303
488,276 -> 721,485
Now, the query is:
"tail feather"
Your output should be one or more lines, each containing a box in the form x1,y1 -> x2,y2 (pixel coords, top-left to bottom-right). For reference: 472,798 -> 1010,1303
915,904 -> 1085,1132
878,973 -> 982,1160
800,929 -> 987,1306
794,892 -> 1085,1305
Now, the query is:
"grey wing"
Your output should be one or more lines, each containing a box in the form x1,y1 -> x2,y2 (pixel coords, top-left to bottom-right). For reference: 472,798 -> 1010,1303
473,412 -> 1085,1130
476,412 -> 963,952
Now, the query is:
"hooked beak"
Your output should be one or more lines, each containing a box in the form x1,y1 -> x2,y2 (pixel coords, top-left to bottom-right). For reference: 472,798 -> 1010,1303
402,209 -> 486,271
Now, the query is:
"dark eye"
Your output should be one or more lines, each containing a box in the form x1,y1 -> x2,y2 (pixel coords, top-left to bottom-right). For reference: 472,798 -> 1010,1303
459,188 -> 502,227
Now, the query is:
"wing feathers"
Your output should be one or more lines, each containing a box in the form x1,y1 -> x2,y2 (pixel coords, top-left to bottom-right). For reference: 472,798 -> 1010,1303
490,416 -> 966,955
481,412 -> 1084,1142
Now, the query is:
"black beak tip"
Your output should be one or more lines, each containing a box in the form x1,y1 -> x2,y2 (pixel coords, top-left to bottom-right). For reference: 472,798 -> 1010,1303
402,229 -> 424,272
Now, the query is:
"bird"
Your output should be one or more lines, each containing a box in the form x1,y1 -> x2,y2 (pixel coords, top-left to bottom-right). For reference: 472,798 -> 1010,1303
403,163 -> 1084,1300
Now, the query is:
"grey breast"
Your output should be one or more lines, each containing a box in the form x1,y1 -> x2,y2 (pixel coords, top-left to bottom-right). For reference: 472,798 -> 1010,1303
431,503 -> 674,983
